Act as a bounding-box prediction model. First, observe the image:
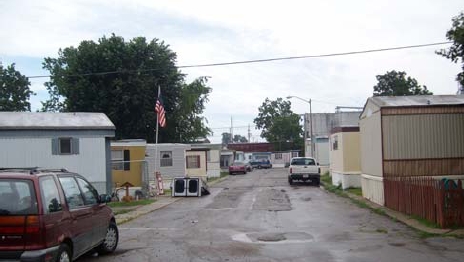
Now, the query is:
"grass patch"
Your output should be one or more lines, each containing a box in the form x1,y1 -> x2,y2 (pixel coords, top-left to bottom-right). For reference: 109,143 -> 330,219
410,215 -> 439,229
321,173 -> 331,185
347,187 -> 362,196
162,189 -> 172,196
107,199 -> 156,208
113,209 -> 132,216
417,230 -> 440,239
351,198 -> 370,209
376,228 -> 388,234
373,208 -> 386,216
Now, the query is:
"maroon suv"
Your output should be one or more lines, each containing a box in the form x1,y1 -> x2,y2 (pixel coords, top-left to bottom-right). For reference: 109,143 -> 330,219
0,168 -> 118,262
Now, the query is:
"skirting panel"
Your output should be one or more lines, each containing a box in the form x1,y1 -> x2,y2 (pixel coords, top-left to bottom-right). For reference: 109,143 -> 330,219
331,171 -> 361,189
361,174 -> 384,206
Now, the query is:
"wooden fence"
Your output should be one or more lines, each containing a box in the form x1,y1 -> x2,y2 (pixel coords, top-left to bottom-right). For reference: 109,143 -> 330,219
384,176 -> 464,228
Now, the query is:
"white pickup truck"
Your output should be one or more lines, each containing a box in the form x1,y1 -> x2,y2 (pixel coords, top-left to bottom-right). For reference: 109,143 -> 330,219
288,157 -> 320,186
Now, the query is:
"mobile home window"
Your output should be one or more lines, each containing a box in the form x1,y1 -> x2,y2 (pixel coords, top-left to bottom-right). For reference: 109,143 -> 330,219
112,150 -> 130,170
60,138 -> 72,154
274,153 -> 282,160
52,138 -> 79,155
186,155 -> 200,169
160,151 -> 173,167
332,135 -> 339,150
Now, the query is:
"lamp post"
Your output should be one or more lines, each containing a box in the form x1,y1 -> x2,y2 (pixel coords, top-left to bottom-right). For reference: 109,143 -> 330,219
287,96 -> 313,157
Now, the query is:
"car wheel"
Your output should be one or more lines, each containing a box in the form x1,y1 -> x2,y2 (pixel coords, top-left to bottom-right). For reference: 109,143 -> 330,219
288,177 -> 293,185
98,222 -> 119,254
56,244 -> 71,262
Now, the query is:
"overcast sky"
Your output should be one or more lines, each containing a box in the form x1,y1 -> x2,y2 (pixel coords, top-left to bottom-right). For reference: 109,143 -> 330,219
1,0 -> 463,143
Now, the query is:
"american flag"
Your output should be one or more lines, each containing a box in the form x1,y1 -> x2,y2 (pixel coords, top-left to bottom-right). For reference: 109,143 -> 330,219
155,90 -> 166,128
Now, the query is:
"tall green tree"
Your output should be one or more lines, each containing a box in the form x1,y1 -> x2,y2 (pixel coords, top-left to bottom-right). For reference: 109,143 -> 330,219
373,70 -> 432,96
436,12 -> 464,87
253,98 -> 303,149
42,34 -> 211,142
233,134 -> 248,143
0,63 -> 34,111
221,132 -> 231,145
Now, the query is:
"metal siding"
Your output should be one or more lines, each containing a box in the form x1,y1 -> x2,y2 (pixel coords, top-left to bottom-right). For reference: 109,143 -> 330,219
206,149 -> 221,178
383,114 -> 464,159
105,138 -> 112,194
361,174 -> 385,205
360,110 -> 383,177
0,136 -> 107,186
329,133 -> 344,173
342,132 -> 361,173
186,151 -> 207,177
146,145 -> 189,180
315,141 -> 330,166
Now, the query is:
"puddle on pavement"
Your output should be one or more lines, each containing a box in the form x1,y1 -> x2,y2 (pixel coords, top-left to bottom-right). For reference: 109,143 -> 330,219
388,242 -> 406,247
301,197 -> 312,201
232,232 -> 314,244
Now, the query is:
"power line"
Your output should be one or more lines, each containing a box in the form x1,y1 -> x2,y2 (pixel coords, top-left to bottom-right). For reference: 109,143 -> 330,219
26,41 -> 451,79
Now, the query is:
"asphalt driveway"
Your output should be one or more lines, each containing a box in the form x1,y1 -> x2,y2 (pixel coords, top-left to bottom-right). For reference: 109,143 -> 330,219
79,168 -> 464,262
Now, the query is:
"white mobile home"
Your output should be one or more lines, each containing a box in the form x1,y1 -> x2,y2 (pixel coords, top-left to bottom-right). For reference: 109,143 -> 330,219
0,112 -> 115,194
146,143 -> 191,181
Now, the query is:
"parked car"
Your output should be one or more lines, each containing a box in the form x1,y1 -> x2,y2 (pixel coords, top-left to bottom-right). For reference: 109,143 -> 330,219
229,161 -> 247,175
0,168 -> 118,262
288,157 -> 320,186
245,161 -> 253,172
250,159 -> 272,169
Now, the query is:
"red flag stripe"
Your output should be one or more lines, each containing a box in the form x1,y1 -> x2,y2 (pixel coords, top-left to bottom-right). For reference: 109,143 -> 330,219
155,99 -> 166,127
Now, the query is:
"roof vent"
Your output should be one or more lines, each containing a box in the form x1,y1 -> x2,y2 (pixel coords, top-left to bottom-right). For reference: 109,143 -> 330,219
427,100 -> 431,105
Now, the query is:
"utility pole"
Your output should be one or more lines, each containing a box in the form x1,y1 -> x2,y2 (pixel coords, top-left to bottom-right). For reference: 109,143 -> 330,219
303,114 -> 307,157
248,124 -> 251,143
230,116 -> 233,143
309,98 -> 314,158
287,96 -> 313,157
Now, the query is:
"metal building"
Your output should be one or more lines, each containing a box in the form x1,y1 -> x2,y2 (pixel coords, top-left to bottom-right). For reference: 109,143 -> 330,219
359,95 -> 464,205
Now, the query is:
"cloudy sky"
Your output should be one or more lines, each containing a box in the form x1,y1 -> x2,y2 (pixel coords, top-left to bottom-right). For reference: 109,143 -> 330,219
1,0 -> 462,143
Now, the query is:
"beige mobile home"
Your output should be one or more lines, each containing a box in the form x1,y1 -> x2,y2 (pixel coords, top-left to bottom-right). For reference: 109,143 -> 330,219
359,95 -> 464,205
329,127 -> 361,189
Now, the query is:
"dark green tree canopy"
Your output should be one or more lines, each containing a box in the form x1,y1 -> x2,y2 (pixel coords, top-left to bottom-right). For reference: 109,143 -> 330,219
42,34 -> 211,142
373,70 -> 432,96
233,134 -> 248,143
0,63 -> 34,111
437,12 -> 464,87
221,132 -> 231,145
253,98 -> 303,148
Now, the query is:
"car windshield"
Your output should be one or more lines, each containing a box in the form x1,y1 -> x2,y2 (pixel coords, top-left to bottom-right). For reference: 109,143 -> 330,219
291,158 -> 315,166
0,179 -> 38,215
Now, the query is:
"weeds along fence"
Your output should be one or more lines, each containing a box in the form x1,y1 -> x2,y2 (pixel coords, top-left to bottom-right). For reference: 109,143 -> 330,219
384,176 -> 464,228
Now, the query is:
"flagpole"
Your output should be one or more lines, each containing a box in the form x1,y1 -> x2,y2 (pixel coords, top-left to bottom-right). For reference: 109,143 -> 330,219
155,86 -> 160,176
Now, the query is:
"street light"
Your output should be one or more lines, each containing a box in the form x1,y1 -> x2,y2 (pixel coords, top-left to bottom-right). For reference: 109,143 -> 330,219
287,96 -> 313,157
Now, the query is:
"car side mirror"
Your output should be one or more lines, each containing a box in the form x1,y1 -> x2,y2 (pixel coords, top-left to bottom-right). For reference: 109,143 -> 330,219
98,194 -> 112,203
317,162 -> 320,166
